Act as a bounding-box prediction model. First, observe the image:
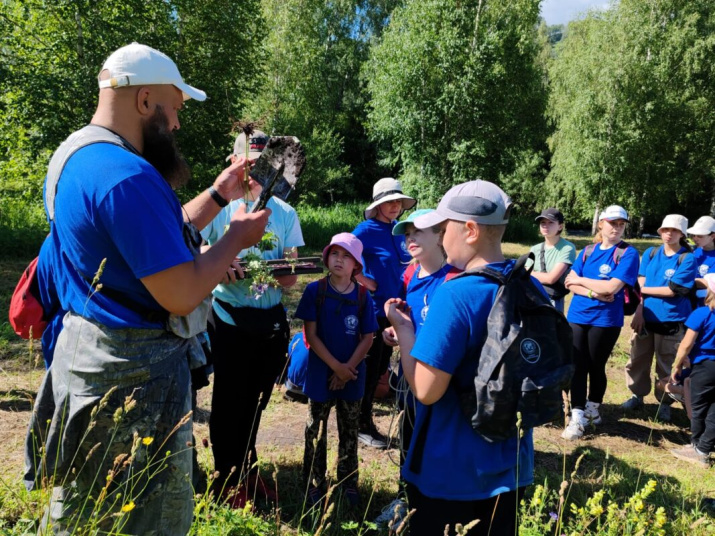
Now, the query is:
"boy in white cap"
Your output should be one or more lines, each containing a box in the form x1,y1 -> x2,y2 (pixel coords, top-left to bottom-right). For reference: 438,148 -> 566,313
688,216 -> 715,307
352,178 -> 416,448
25,43 -> 269,534
625,214 -> 697,421
384,180 -> 532,536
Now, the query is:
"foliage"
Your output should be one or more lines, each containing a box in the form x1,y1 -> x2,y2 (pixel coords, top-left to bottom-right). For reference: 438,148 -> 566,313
296,202 -> 364,252
364,0 -> 549,205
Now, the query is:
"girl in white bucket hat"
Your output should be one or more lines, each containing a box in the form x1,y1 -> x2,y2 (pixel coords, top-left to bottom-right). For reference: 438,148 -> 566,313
351,178 -> 416,448
624,214 -> 697,422
688,216 -> 715,307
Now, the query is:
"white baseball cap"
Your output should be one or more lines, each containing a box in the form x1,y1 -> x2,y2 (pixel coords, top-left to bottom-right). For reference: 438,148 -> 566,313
98,43 -> 206,102
658,214 -> 688,235
687,216 -> 715,236
598,205 -> 629,222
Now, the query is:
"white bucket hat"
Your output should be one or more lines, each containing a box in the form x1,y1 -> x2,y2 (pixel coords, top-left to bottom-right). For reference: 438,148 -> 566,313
364,178 -> 417,220
98,43 -> 206,102
687,216 -> 715,236
657,214 -> 688,235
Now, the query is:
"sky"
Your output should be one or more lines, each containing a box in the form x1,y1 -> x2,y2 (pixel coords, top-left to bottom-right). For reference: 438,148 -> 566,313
540,0 -> 611,26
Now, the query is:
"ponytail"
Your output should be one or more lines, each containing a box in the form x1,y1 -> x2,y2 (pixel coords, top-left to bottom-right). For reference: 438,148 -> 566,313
679,235 -> 693,253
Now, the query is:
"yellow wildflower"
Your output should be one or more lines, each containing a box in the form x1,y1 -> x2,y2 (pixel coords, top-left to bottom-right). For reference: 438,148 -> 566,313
142,437 -> 154,446
121,501 -> 135,513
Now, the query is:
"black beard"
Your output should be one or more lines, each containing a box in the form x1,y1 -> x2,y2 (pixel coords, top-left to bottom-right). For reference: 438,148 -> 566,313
141,106 -> 191,189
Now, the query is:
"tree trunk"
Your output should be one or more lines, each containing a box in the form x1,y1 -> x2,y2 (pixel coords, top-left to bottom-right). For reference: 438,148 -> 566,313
591,204 -> 600,236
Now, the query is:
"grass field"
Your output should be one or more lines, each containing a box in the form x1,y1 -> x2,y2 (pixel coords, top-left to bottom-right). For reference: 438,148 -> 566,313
2,236 -> 715,534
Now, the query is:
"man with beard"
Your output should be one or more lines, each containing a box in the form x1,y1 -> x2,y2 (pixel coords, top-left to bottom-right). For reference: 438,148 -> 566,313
24,43 -> 269,535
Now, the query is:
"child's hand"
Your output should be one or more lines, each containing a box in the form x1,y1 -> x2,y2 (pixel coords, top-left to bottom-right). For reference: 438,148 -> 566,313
333,362 -> 358,383
564,271 -> 580,288
594,292 -> 614,303
329,375 -> 347,390
384,298 -> 412,329
382,326 -> 399,347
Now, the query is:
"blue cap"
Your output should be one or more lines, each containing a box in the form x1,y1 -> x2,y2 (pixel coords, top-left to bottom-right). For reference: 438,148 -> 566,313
393,209 -> 435,236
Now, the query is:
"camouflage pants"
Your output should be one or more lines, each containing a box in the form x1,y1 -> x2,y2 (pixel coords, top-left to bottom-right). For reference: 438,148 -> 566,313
24,313 -> 194,536
303,398 -> 361,489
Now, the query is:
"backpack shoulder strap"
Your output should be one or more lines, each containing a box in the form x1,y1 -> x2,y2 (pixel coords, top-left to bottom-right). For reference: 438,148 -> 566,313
613,241 -> 630,265
649,245 -> 661,261
582,243 -> 596,263
444,265 -> 462,281
402,263 -> 419,293
539,242 -> 547,273
316,276 -> 329,314
45,125 -> 140,221
357,283 -> 367,318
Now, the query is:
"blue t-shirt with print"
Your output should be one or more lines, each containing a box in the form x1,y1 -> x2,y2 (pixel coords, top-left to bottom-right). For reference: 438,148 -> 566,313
352,218 -> 410,318
567,244 -> 640,328
50,143 -> 193,329
402,264 -> 455,337
693,248 -> 715,305
295,280 -> 378,402
404,261 -> 534,500
640,246 -> 697,323
685,306 -> 715,364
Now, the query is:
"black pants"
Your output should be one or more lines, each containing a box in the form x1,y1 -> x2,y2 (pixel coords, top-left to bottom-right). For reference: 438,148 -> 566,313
360,316 -> 392,428
690,359 -> 715,453
570,323 -> 621,409
209,306 -> 289,488
406,483 -> 525,536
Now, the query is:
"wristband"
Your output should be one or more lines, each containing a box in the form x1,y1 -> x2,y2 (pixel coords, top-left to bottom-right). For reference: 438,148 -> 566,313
587,289 -> 594,299
208,186 -> 228,208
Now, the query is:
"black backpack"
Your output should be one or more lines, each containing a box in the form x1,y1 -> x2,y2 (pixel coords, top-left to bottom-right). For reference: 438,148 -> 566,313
409,254 -> 574,472
451,253 -> 574,443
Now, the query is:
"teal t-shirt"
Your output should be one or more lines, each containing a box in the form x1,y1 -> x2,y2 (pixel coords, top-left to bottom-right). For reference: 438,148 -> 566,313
529,237 -> 576,274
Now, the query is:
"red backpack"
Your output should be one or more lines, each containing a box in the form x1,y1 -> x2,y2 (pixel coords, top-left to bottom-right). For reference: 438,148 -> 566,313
9,257 -> 47,339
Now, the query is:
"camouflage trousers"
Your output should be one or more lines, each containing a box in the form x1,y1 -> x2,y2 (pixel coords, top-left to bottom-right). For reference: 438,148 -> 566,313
24,313 -> 194,535
303,398 -> 361,489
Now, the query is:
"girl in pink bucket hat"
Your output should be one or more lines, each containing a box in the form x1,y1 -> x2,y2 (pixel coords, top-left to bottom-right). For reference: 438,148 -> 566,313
294,232 -> 378,507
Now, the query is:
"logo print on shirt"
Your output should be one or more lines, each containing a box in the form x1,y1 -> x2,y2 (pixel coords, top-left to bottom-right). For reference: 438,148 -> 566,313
520,338 -> 541,364
400,241 -> 408,253
700,264 -> 709,277
599,264 -> 612,275
345,315 -> 359,332
420,305 -> 429,322
664,268 -> 675,279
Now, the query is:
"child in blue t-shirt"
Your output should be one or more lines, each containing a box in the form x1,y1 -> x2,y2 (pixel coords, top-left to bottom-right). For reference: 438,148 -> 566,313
670,273 -> 715,467
294,233 -> 378,507
687,216 -> 715,307
625,214 -> 697,421
385,181 -> 531,536
562,205 -> 639,440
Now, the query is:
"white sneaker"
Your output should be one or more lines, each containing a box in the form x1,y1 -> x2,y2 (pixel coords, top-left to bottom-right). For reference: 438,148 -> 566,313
562,409 -> 586,440
374,498 -> 408,529
584,401 -> 602,425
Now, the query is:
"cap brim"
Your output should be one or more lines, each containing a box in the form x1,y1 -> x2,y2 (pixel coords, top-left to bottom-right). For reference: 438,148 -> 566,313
413,210 -> 447,229
176,81 -> 207,102
225,150 -> 264,162
364,194 -> 416,220
687,226 -> 713,235
392,221 -> 409,236
535,215 -> 559,223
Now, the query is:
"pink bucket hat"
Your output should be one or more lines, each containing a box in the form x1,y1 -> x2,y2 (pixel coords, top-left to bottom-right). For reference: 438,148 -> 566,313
322,233 -> 364,274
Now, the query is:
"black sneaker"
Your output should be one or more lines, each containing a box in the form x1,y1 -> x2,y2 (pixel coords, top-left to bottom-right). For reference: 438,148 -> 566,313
358,423 -> 388,449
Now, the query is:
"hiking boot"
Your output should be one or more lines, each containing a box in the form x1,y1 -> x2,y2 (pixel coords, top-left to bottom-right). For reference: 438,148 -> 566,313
342,486 -> 360,508
306,485 -> 325,507
668,391 -> 685,404
584,401 -> 602,425
561,409 -> 586,441
374,497 -> 409,529
656,404 -> 671,423
671,445 -> 710,469
358,423 -> 388,449
621,395 -> 644,411
247,472 -> 278,503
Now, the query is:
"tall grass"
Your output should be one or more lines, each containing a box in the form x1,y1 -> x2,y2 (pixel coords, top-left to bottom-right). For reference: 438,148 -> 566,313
0,198 -> 47,258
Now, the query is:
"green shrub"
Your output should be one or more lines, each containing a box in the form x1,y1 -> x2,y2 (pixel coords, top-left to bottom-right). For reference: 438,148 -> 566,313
0,198 -> 47,258
296,202 -> 363,253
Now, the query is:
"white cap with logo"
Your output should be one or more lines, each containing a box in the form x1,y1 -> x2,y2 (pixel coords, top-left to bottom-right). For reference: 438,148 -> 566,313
98,43 -> 206,102
598,205 -> 629,222
687,216 -> 715,236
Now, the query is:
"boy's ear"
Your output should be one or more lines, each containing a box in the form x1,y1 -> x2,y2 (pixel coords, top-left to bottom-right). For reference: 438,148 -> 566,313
465,220 -> 480,245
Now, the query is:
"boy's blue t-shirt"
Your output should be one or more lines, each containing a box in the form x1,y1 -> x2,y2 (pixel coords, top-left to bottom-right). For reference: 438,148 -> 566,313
685,306 -> 715,364
567,244 -> 640,328
402,264 -> 454,337
693,248 -> 715,304
640,246 -> 697,323
295,280 -> 378,402
352,218 -> 410,318
404,261 -> 534,500
50,144 -> 192,329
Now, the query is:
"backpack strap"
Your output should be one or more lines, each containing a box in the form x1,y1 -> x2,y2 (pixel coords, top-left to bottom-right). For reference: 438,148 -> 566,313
539,242 -> 547,273
582,243 -> 597,263
649,245 -> 661,261
402,263 -> 420,294
613,241 -> 629,264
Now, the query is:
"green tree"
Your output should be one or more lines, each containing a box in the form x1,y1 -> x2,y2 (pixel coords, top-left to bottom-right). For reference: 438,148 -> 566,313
364,0 -> 549,205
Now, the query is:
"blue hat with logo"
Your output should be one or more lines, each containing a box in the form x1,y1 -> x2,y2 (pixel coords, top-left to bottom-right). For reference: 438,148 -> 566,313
392,209 -> 435,236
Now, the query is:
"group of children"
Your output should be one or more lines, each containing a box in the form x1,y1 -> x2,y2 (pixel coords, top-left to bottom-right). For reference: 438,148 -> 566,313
289,175 -> 715,533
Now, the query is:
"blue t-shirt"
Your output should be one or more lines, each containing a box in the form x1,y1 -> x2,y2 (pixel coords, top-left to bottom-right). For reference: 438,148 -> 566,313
404,261 -> 534,500
50,143 -> 193,329
295,280 -> 378,402
37,228 -> 65,367
640,246 -> 697,323
567,244 -> 640,328
693,248 -> 715,304
352,218 -> 411,318
201,196 -> 304,322
402,264 -> 454,337
685,306 -> 715,364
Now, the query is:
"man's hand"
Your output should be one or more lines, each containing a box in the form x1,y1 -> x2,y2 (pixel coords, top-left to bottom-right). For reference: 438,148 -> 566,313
214,156 -> 256,202
229,203 -> 271,249
221,258 -> 244,285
